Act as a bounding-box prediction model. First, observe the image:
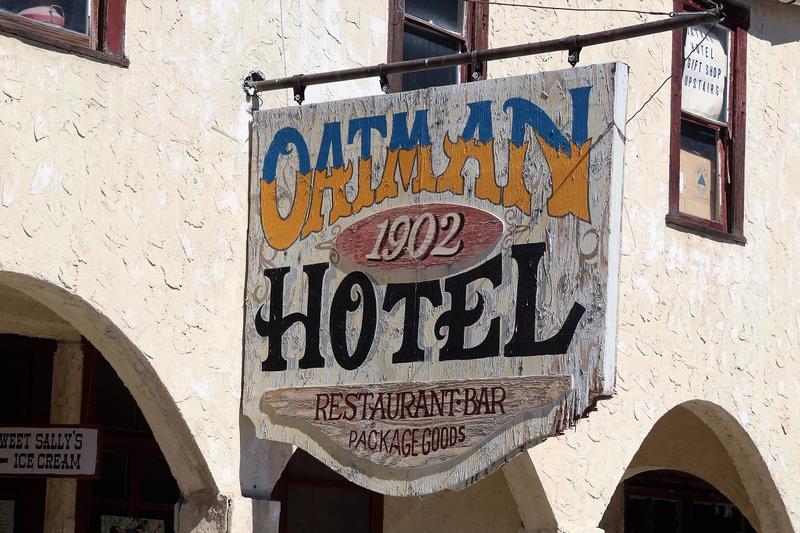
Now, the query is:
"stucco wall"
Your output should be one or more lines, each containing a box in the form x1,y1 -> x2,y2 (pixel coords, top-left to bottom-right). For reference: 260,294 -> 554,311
489,1 -> 800,531
1,0 -> 799,531
0,0 -> 389,520
384,470 -> 523,533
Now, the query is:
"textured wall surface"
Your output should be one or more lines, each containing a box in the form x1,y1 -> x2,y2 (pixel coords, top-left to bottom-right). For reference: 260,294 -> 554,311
489,0 -> 800,531
0,0 -> 388,525
384,470 -> 523,533
1,0 -> 799,531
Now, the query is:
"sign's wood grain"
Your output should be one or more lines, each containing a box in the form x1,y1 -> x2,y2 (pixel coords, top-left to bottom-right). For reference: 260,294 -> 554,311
244,63 -> 628,495
261,376 -> 571,472
335,203 -> 504,280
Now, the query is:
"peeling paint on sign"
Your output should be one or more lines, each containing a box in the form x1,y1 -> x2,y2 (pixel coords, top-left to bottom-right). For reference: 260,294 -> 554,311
244,63 -> 627,495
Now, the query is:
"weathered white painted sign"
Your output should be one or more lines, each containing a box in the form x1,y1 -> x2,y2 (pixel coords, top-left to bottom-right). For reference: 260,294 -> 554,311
682,24 -> 729,123
0,426 -> 100,477
244,63 -> 627,495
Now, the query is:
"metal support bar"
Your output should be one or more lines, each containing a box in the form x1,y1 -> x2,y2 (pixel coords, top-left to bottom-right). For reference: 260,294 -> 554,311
244,10 -> 721,98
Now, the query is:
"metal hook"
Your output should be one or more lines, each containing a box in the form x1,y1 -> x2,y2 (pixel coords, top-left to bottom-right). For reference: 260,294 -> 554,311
243,70 -> 266,111
568,47 -> 582,67
378,65 -> 390,94
567,37 -> 582,67
470,52 -> 483,81
291,75 -> 306,105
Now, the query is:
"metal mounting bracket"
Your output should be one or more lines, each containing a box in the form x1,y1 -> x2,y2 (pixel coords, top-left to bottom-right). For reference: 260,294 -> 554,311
568,47 -> 582,67
291,75 -> 306,105
243,70 -> 266,111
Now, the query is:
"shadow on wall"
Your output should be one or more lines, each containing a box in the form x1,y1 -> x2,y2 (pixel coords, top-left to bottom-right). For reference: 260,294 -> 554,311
238,413 -> 293,500
599,400 -> 792,532
744,0 -> 800,45
0,271 -> 222,533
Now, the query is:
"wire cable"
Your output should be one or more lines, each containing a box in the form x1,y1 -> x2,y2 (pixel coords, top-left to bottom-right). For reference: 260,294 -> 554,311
626,22 -> 718,124
463,0 -> 673,16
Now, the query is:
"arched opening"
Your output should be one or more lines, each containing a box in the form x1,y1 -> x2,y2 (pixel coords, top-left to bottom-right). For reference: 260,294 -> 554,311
600,402 -> 792,532
383,468 -> 523,533
623,470 -> 755,532
75,341 -> 181,531
271,449 -> 384,533
0,274 -> 218,532
0,334 -> 56,533
270,447 -> 524,533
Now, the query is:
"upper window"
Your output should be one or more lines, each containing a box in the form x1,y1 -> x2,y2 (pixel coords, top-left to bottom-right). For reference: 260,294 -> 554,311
388,0 -> 489,92
667,0 -> 748,242
0,0 -> 127,65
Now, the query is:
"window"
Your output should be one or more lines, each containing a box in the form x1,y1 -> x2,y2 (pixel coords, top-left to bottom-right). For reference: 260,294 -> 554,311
0,0 -> 127,66
272,449 -> 383,533
76,342 -> 180,532
0,335 -> 55,533
667,0 -> 748,242
388,0 -> 489,92
624,470 -> 755,532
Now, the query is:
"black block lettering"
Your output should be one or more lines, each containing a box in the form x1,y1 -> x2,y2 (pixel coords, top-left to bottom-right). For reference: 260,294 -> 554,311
383,281 -> 443,363
330,272 -> 377,371
255,263 -> 329,371
435,253 -> 502,360
504,243 -> 585,357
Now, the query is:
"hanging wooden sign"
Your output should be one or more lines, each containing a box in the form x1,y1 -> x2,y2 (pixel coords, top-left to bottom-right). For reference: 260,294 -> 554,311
244,63 -> 627,495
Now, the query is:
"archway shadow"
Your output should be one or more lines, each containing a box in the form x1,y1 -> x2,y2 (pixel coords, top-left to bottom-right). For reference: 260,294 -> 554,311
0,271 -> 221,530
600,400 -> 792,532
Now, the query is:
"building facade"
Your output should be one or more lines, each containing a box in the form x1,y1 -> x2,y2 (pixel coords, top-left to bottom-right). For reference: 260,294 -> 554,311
0,0 -> 798,531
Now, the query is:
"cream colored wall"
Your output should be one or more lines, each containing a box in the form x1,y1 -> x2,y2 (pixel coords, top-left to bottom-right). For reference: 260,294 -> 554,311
384,470 -> 523,533
1,0 -> 799,531
0,0 -> 388,530
624,405 -> 757,528
489,1 -> 800,531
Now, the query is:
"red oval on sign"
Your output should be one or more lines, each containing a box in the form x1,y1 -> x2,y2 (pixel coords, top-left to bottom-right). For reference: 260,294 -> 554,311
336,203 -> 503,280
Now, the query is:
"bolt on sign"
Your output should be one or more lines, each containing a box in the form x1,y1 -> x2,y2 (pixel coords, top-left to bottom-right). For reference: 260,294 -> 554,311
244,63 -> 628,495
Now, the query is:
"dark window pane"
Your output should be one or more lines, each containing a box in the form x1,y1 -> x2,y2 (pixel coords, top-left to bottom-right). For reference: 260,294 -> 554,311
277,450 -> 379,533
0,335 -> 54,425
679,120 -> 721,222
92,451 -> 129,501
406,0 -> 463,33
625,496 -> 680,533
402,24 -> 461,91
286,482 -> 371,533
0,0 -> 89,34
137,454 -> 180,505
691,501 -> 749,533
625,471 -> 756,533
93,357 -> 153,436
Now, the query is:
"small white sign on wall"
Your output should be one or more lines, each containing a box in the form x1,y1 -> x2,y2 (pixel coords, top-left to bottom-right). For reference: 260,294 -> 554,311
682,24 -> 730,123
0,427 -> 100,478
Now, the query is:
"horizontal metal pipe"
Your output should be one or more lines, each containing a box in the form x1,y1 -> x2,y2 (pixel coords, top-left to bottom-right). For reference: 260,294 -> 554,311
248,10 -> 720,95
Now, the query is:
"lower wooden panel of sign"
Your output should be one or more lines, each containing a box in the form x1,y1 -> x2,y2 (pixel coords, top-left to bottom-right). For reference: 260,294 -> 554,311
261,375 -> 571,474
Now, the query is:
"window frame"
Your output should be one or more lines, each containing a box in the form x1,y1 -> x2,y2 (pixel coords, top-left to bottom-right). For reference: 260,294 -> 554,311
666,0 -> 748,244
0,0 -> 128,67
624,470 -> 756,532
76,340 -> 179,532
387,0 -> 489,92
272,449 -> 384,533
